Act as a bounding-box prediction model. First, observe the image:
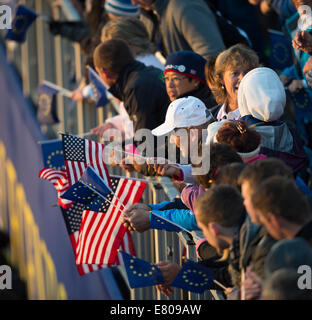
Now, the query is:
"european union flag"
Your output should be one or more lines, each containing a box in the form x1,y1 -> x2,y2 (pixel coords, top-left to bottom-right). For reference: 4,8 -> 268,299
41,139 -> 65,170
171,260 -> 215,294
150,211 -> 184,232
119,251 -> 164,288
88,66 -> 109,108
5,5 -> 38,43
269,29 -> 292,71
36,84 -> 59,125
288,88 -> 312,118
80,166 -> 112,198
61,181 -> 104,212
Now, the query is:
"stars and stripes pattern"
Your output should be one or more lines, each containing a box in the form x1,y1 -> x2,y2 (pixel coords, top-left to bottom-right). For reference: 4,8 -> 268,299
62,134 -> 111,189
38,168 -> 72,209
60,202 -> 104,275
76,177 -> 146,265
61,195 -> 136,275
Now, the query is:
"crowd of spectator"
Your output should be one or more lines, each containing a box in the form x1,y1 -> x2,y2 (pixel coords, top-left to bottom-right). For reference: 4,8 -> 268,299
9,0 -> 312,300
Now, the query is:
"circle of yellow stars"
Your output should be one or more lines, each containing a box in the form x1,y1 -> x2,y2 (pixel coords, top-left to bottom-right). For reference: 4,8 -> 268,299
129,259 -> 155,277
46,150 -> 66,170
272,43 -> 289,65
72,185 -> 101,206
181,268 -> 210,287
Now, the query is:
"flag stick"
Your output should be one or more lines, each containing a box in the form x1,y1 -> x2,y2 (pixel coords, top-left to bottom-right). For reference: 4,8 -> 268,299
241,269 -> 245,300
80,181 -> 128,216
39,14 -> 50,23
42,80 -> 73,98
110,174 -> 178,186
213,279 -> 227,291
105,145 -> 147,160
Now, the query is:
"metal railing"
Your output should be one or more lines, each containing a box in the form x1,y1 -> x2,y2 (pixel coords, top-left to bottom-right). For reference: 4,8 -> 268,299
1,0 -> 223,300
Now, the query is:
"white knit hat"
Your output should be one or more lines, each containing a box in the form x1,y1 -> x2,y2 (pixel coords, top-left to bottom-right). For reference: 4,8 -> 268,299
105,0 -> 140,18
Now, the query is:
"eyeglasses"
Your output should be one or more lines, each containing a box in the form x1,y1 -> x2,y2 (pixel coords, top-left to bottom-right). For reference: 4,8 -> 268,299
163,76 -> 188,85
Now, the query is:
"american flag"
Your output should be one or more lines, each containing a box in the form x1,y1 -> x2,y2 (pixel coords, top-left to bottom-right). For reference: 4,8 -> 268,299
62,134 -> 111,188
76,177 -> 146,266
38,168 -> 72,209
61,198 -> 137,275
60,202 -> 104,275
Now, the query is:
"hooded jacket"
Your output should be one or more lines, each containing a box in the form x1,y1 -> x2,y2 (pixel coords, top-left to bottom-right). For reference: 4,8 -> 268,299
237,67 -> 308,174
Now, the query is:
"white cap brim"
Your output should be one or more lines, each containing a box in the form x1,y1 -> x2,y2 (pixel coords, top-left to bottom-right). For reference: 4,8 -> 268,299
151,122 -> 175,136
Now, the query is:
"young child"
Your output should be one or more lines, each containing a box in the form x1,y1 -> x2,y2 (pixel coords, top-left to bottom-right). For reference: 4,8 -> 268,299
215,120 -> 267,163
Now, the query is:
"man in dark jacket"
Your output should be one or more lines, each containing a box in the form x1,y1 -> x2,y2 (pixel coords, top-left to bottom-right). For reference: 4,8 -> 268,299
93,38 -> 170,133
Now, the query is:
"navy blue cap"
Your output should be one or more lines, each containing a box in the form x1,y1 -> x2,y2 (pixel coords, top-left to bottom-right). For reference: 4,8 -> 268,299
164,51 -> 207,84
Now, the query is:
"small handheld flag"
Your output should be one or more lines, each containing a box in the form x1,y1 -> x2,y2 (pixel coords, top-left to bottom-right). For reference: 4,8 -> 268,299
150,211 -> 184,232
37,84 -> 60,125
40,139 -> 65,170
87,66 -> 109,108
119,251 -> 164,288
170,260 -> 215,294
5,5 -> 38,43
80,166 -> 112,198
268,29 -> 292,71
61,180 -> 104,212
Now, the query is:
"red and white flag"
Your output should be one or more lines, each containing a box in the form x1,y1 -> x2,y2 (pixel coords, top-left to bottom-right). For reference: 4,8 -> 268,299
38,168 -> 72,209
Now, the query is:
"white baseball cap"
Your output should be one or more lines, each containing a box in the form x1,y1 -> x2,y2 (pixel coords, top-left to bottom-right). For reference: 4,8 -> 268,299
152,96 -> 212,136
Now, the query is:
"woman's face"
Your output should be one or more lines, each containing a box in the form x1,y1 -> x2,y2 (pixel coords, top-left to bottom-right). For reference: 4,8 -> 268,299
164,71 -> 200,101
222,65 -> 251,108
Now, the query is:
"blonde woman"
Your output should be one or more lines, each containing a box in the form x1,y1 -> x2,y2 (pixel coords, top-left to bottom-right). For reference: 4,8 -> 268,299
205,44 -> 259,121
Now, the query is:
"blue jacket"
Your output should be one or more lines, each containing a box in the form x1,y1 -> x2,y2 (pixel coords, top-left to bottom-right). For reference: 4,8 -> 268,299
149,201 -> 200,231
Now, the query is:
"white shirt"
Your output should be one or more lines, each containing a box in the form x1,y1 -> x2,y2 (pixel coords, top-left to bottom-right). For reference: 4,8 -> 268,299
216,104 -> 241,121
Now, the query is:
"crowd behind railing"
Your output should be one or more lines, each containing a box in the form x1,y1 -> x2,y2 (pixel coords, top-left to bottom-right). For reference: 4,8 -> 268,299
1,0 -> 312,300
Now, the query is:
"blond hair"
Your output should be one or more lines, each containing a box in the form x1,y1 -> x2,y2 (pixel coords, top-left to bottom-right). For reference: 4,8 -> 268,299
205,44 -> 259,105
101,17 -> 155,56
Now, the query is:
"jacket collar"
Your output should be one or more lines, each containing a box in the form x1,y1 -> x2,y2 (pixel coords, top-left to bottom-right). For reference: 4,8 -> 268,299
241,115 -> 279,127
108,60 -> 146,100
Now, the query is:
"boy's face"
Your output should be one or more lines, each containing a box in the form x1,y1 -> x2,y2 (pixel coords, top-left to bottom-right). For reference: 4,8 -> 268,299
196,218 -> 228,255
258,212 -> 284,240
241,180 -> 262,225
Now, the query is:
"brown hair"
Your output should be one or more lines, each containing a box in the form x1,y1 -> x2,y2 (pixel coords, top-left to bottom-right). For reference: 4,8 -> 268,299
205,44 -> 259,105
196,185 -> 245,228
214,162 -> 247,191
93,39 -> 134,73
291,0 -> 312,9
252,176 -> 311,225
101,17 -> 155,55
238,158 -> 293,192
193,143 -> 243,188
216,120 -> 261,153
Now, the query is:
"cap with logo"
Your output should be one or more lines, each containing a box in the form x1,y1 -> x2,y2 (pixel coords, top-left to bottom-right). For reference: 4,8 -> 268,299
152,96 -> 212,136
164,51 -> 207,84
